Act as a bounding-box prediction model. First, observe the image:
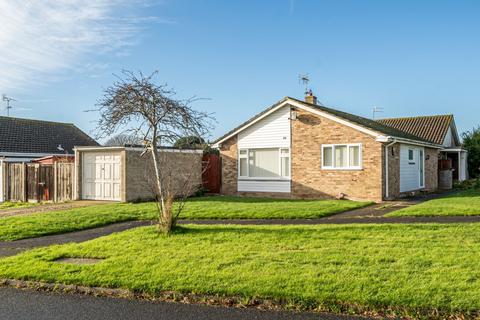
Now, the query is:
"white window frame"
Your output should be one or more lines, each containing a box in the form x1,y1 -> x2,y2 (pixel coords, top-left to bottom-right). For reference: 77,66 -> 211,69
238,149 -> 249,178
321,143 -> 363,170
419,148 -> 425,188
238,147 -> 291,180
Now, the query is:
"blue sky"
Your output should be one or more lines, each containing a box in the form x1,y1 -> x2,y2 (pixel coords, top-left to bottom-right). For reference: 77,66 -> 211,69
1,0 -> 479,142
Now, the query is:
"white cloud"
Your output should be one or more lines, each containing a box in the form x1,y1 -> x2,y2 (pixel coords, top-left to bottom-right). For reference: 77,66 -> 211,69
0,0 -> 161,91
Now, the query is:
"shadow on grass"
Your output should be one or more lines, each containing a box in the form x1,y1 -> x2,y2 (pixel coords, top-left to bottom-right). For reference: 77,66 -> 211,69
184,196 -> 345,204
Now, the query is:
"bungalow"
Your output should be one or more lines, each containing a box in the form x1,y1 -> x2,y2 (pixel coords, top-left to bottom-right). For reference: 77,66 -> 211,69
0,116 -> 99,202
213,94 -> 466,202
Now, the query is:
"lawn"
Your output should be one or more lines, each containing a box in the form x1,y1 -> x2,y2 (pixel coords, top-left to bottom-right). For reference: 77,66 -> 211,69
387,189 -> 480,217
0,196 -> 370,241
0,202 -> 38,210
2,223 -> 480,318
178,196 -> 371,219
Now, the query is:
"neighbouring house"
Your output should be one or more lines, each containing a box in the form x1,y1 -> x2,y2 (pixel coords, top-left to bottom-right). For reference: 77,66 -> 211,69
0,116 -> 99,202
213,94 -> 467,202
376,115 -> 467,182
74,146 -> 203,202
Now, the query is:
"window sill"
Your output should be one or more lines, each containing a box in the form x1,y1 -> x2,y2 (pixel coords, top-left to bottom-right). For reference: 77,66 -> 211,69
321,167 -> 363,171
238,177 -> 291,181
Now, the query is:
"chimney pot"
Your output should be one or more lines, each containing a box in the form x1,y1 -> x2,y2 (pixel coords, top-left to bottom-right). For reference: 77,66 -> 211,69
305,90 -> 317,105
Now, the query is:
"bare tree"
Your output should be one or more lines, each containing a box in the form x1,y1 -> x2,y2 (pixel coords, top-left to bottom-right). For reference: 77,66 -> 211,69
93,70 -> 214,234
104,133 -> 142,146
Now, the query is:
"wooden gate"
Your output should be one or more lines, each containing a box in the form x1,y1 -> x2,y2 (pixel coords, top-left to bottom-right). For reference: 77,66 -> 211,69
5,162 -> 74,203
202,154 -> 221,194
26,164 -> 55,201
7,163 -> 26,202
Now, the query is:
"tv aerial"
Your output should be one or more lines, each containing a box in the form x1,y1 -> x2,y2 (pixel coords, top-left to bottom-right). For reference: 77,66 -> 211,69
298,74 -> 310,94
372,106 -> 384,120
2,94 -> 16,117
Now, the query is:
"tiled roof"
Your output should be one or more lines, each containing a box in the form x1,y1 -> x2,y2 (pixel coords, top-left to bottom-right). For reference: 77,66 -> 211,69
0,116 -> 99,154
288,97 -> 434,143
213,97 -> 436,145
376,115 -> 454,145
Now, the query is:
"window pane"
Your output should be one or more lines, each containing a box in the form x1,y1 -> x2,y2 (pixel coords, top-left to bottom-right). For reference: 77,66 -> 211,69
281,157 -> 290,177
334,146 -> 348,168
349,146 -> 360,167
323,147 -> 333,167
239,149 -> 247,156
239,158 -> 248,176
280,148 -> 289,155
249,148 -> 279,177
408,149 -> 414,161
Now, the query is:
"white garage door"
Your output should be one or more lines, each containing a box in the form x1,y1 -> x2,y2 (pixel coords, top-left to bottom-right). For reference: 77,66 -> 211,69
82,153 -> 121,201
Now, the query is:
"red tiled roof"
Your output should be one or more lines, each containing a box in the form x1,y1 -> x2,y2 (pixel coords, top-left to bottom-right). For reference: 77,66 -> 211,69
376,115 -> 454,145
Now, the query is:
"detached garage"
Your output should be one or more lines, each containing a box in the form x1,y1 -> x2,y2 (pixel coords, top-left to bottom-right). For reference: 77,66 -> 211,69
74,146 -> 203,202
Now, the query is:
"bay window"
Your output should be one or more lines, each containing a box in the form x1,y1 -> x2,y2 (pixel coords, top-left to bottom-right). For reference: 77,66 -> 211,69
238,148 -> 290,178
322,144 -> 362,170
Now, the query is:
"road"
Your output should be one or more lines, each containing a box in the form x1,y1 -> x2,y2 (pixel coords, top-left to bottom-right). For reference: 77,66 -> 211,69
0,287 -> 366,320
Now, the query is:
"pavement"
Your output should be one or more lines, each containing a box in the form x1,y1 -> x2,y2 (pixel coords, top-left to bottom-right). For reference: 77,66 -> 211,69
0,220 -> 153,257
0,200 -> 113,218
0,287 -> 367,320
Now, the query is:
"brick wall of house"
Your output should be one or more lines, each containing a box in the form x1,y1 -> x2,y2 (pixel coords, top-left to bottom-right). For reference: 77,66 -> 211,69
385,144 -> 401,200
125,150 -> 202,202
291,110 -> 384,202
425,147 -> 439,191
219,136 -> 238,195
385,145 -> 439,199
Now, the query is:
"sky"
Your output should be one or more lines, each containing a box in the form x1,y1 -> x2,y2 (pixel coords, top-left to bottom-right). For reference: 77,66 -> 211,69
1,0 -> 479,143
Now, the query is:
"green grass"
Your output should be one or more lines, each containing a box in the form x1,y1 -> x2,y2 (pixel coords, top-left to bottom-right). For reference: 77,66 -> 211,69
178,196 -> 372,219
387,189 -> 480,217
0,203 -> 156,241
0,196 -> 370,241
0,202 -> 38,210
2,223 -> 480,317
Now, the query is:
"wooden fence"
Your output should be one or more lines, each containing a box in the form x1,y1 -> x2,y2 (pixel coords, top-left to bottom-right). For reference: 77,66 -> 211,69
5,162 -> 74,203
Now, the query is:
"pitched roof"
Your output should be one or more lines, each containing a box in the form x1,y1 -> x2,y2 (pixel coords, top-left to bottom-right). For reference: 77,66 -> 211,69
213,97 -> 437,145
0,116 -> 99,154
376,115 -> 455,145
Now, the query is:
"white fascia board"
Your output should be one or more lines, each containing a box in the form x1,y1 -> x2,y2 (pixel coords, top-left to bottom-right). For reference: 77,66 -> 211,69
212,102 -> 290,147
74,146 -> 126,152
75,146 -> 202,154
380,136 -> 443,149
125,147 -> 203,154
442,148 -> 467,152
213,99 -> 383,147
287,100 -> 383,138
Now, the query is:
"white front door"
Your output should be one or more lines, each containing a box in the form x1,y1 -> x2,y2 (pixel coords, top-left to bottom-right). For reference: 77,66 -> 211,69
82,153 -> 121,201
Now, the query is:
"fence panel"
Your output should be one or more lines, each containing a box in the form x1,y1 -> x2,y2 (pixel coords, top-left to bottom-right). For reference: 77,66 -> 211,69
7,163 -> 26,202
4,162 -> 74,203
55,163 -> 74,202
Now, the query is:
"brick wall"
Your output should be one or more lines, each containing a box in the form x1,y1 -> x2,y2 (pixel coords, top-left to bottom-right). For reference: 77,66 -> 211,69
385,144 -> 400,199
291,110 -> 384,202
125,150 -> 203,202
385,145 -> 439,199
425,147 -> 439,191
219,136 -> 238,195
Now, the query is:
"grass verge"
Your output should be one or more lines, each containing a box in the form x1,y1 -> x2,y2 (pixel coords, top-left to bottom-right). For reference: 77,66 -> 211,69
0,202 -> 38,210
1,224 -> 480,318
0,197 -> 370,241
387,189 -> 480,217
